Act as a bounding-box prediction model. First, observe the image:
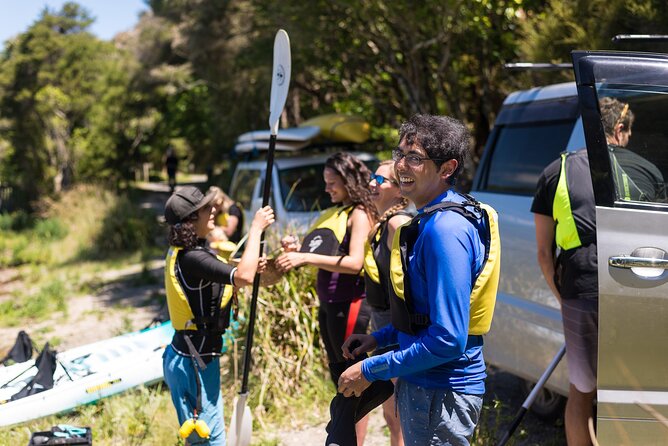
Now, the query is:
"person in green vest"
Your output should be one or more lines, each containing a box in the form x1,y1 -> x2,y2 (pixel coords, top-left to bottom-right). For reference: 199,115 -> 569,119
600,97 -> 665,202
532,148 -> 598,446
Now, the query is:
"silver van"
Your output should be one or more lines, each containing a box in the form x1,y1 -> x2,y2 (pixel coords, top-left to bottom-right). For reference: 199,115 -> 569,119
475,51 -> 668,443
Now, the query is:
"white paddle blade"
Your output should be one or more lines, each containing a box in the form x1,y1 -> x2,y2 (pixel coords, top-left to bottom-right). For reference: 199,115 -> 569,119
228,394 -> 252,446
268,29 -> 291,135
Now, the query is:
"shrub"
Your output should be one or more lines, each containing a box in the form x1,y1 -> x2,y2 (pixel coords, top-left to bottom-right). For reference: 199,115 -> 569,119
0,210 -> 33,231
86,193 -> 160,257
33,218 -> 68,241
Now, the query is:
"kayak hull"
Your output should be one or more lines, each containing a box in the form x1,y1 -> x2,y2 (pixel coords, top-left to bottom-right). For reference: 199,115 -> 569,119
0,322 -> 175,427
300,114 -> 370,144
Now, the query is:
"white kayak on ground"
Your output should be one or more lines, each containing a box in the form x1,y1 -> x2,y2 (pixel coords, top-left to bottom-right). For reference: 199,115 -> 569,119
0,322 -> 175,427
236,125 -> 320,143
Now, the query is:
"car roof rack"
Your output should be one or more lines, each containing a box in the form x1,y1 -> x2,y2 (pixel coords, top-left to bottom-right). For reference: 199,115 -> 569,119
503,62 -> 572,71
612,34 -> 668,44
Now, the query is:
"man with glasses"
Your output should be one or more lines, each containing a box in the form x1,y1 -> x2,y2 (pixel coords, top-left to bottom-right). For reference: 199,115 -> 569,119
339,114 -> 492,445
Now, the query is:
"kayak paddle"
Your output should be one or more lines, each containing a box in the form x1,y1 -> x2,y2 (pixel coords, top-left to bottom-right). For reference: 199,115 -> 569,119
228,28 -> 291,446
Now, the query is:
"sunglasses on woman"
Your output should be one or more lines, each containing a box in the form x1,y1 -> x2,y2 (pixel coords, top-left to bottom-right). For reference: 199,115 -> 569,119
370,173 -> 398,186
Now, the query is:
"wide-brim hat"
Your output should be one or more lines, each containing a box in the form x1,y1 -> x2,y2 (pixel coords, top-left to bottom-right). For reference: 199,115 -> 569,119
164,186 -> 216,225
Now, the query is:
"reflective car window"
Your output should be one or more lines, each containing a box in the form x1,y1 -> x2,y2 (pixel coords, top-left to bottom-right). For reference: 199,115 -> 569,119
597,87 -> 668,204
278,159 -> 378,212
279,164 -> 332,212
230,169 -> 260,209
484,121 -> 575,195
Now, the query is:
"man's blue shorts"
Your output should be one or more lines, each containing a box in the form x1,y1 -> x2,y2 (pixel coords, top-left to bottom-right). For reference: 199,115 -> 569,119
396,379 -> 482,446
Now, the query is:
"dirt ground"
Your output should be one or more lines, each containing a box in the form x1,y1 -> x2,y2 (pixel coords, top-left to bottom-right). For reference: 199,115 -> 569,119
0,262 -> 168,353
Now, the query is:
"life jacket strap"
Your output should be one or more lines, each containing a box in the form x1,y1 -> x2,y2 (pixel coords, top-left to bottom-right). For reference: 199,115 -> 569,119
183,333 -> 207,371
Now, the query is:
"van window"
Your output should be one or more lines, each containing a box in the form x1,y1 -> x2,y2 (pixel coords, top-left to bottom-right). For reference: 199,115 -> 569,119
279,164 -> 332,212
484,120 -> 575,195
597,87 -> 668,204
230,169 -> 260,209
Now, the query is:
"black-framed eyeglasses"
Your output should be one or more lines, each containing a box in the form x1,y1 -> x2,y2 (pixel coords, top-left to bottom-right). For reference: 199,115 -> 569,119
369,173 -> 397,186
392,148 -> 447,167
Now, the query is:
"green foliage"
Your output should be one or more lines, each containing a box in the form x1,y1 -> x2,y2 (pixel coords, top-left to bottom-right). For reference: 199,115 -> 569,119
520,0 -> 668,77
42,184 -> 162,260
0,210 -> 33,231
9,237 -> 52,266
3,0 -> 668,207
0,279 -> 67,325
0,185 -> 161,267
0,3 -> 135,207
86,196 -> 159,257
34,218 -> 68,241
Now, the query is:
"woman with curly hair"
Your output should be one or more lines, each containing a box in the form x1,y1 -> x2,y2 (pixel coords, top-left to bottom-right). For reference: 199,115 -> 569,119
163,186 -> 274,446
275,152 -> 376,444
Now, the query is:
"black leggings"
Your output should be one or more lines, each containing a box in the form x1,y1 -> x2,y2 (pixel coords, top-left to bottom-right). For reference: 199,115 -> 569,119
319,298 -> 371,385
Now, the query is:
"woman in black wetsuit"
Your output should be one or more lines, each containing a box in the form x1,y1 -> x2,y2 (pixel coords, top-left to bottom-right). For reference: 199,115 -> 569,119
163,185 -> 274,446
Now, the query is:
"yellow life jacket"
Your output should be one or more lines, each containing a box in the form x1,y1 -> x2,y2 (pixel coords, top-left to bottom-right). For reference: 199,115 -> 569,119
389,195 -> 501,335
363,228 -> 383,305
363,210 -> 414,309
216,202 -> 245,226
363,229 -> 381,284
300,205 -> 354,255
165,246 -> 235,331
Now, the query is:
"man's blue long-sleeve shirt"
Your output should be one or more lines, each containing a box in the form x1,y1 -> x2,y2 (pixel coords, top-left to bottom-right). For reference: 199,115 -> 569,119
361,190 -> 487,394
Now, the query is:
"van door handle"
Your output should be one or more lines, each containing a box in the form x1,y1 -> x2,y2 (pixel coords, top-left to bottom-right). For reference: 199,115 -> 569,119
609,256 -> 668,269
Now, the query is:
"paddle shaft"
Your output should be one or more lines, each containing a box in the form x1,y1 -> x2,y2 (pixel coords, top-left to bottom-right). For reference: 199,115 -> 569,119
240,134 -> 277,394
496,344 -> 566,446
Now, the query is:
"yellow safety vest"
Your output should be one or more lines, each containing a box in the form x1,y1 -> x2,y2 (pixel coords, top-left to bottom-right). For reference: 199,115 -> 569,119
553,151 -> 598,250
164,246 -> 234,331
553,152 -> 582,250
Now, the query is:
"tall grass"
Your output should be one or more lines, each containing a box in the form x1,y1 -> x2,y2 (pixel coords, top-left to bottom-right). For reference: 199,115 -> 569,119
223,266 -> 333,431
0,279 -> 68,326
1,185 -> 161,268
0,384 -> 181,446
